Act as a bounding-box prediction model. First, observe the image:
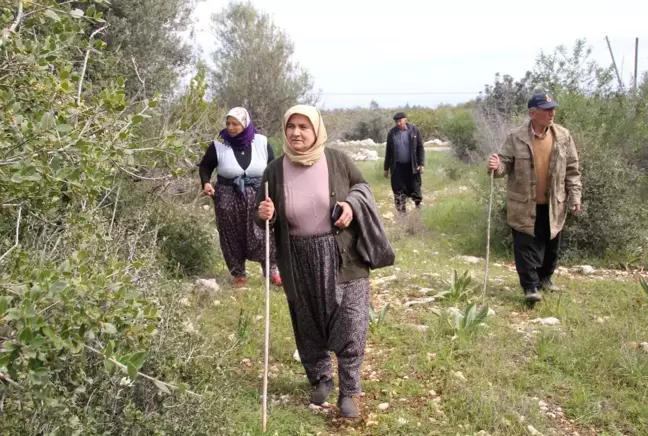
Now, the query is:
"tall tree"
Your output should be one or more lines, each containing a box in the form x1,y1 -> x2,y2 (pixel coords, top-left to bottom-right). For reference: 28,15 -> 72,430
210,1 -> 318,135
84,0 -> 198,98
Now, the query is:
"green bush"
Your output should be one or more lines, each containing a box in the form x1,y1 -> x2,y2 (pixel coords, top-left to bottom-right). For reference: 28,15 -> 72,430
407,109 -> 441,140
342,109 -> 392,142
268,135 -> 284,158
156,205 -> 218,277
440,111 -> 478,162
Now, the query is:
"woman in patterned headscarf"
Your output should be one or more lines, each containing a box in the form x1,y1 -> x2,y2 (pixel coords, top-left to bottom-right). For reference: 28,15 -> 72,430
198,107 -> 282,287
256,105 -> 393,419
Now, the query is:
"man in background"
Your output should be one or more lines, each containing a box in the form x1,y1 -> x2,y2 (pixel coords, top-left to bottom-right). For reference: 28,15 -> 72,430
383,112 -> 425,214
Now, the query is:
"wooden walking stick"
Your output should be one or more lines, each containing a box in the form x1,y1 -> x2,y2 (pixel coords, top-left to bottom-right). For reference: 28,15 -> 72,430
482,170 -> 495,306
262,181 -> 271,432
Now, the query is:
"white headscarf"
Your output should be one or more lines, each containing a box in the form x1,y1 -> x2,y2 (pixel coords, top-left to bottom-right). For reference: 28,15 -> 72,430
226,107 -> 250,128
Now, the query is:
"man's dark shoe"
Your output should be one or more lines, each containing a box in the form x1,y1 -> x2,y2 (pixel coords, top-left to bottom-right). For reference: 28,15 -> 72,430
524,288 -> 542,303
337,396 -> 360,418
311,378 -> 334,405
541,279 -> 560,292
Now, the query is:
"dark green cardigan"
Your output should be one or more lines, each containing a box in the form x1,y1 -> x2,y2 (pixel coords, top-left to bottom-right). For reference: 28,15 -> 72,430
254,148 -> 370,302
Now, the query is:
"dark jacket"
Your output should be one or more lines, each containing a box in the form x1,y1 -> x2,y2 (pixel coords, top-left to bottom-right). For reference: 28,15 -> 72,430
345,183 -> 395,269
254,148 -> 371,302
384,123 -> 425,174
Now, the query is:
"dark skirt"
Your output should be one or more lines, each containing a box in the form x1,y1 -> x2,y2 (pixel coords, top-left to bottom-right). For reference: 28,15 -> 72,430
213,183 -> 277,277
288,232 -> 370,396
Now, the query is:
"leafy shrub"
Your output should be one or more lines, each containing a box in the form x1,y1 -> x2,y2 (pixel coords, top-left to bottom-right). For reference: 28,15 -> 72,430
343,109 -> 392,142
407,109 -> 441,140
440,111 -> 478,162
156,205 -> 218,277
268,135 -> 284,158
436,270 -> 476,303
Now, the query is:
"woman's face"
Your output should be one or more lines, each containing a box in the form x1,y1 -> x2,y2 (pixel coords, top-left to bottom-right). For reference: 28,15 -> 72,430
285,114 -> 316,151
226,116 -> 244,136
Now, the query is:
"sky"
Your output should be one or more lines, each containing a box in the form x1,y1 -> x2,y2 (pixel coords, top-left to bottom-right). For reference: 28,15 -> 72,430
187,0 -> 648,109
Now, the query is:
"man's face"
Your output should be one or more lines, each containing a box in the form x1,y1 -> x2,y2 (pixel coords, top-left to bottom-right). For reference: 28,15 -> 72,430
530,107 -> 555,128
395,118 -> 407,130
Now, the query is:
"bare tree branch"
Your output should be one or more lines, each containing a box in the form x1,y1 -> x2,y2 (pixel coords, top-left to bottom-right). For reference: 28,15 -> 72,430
0,372 -> 23,390
0,207 -> 22,264
83,345 -> 203,398
77,25 -> 108,105
0,0 -> 24,48
112,161 -> 169,181
109,183 -> 121,237
131,56 -> 146,95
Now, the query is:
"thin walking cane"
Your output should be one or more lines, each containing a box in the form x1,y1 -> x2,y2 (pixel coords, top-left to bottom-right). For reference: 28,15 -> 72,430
262,181 -> 271,432
482,170 -> 495,306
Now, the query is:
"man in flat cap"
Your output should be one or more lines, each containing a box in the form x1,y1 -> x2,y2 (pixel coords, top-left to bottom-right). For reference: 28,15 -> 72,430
383,112 -> 425,214
486,92 -> 582,305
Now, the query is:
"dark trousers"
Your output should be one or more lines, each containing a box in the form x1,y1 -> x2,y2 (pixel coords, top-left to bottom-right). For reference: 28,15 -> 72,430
511,204 -> 562,292
391,162 -> 422,213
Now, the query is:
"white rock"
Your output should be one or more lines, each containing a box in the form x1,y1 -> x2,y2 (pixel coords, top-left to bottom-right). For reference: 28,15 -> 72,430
452,371 -> 467,382
640,342 -> 648,353
531,317 -> 561,326
487,308 -> 496,317
404,324 -> 429,332
424,138 -> 450,147
202,205 -> 210,210
378,402 -> 390,411
456,255 -> 484,264
293,349 -> 301,362
196,278 -> 220,294
397,417 -> 408,425
212,300 -> 221,307
371,275 -> 398,286
527,425 -> 544,436
182,320 -> 196,334
446,307 -> 464,318
179,297 -> 190,307
580,265 -> 595,275
404,297 -> 436,308
346,148 -> 380,161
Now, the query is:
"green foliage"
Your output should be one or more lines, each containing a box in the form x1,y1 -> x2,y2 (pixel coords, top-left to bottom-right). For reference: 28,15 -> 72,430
440,110 -> 478,161
369,303 -> 390,331
443,304 -> 490,335
268,135 -> 284,157
235,308 -> 252,344
0,2 -> 194,218
210,1 -> 318,135
87,0 -> 196,98
342,107 -> 392,142
641,276 -> 648,299
156,205 -> 217,277
407,109 -> 442,140
0,2 -> 211,433
0,244 -> 159,389
436,270 -> 475,303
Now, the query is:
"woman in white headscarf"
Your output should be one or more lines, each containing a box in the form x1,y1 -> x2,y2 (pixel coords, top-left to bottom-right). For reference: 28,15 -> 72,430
256,105 -> 393,419
198,107 -> 282,287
